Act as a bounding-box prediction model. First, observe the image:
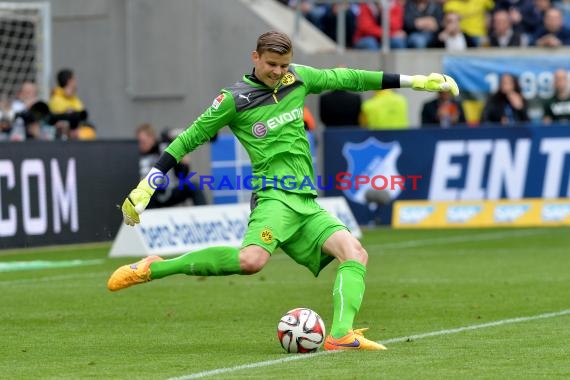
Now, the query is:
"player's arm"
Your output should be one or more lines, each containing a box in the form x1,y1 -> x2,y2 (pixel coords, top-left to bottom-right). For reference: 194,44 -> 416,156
293,65 -> 459,96
121,92 -> 236,226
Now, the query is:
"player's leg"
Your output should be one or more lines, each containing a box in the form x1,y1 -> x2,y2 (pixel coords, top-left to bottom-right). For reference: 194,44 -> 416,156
279,203 -> 384,349
152,244 -> 270,278
282,199 -> 385,351
107,245 -> 270,291
107,194 -> 283,291
322,229 -> 367,337
321,230 -> 386,350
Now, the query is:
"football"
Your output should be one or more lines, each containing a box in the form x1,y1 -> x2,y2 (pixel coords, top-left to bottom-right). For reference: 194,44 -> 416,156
277,307 -> 326,353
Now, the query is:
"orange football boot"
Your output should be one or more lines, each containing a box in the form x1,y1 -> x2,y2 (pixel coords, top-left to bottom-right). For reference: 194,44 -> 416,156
323,328 -> 387,351
107,255 -> 163,291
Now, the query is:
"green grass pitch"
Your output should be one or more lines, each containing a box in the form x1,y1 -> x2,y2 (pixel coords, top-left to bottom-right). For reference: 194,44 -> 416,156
1,227 -> 569,379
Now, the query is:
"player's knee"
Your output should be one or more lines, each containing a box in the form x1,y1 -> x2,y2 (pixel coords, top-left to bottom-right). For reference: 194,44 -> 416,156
349,239 -> 368,265
356,244 -> 368,266
240,256 -> 265,274
324,230 -> 368,265
239,247 -> 269,274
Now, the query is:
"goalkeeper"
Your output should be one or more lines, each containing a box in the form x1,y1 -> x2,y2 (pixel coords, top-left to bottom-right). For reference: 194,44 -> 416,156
108,30 -> 459,351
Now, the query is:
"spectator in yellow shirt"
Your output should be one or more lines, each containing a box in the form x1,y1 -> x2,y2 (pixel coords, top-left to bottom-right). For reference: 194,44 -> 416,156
360,89 -> 409,129
49,68 -> 85,113
443,0 -> 495,46
48,68 -> 93,139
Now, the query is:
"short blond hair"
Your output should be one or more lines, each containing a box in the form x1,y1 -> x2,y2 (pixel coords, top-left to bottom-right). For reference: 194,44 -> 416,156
256,31 -> 293,55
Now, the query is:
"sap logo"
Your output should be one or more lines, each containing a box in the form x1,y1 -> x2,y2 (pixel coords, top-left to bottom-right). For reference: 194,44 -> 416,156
266,107 -> 303,129
399,206 -> 434,224
446,205 -> 482,223
541,204 -> 570,222
493,204 -> 529,223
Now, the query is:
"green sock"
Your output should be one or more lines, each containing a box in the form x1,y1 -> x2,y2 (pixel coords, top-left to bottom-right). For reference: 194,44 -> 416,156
330,260 -> 367,339
149,246 -> 242,279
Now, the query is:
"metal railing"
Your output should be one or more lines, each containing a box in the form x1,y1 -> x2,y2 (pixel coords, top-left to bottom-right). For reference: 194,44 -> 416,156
292,0 -> 392,54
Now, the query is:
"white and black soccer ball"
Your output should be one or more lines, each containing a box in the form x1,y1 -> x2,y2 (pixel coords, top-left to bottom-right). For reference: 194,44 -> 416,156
277,308 -> 326,353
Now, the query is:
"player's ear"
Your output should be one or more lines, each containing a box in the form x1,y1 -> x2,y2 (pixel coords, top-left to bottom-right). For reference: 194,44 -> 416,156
251,50 -> 259,63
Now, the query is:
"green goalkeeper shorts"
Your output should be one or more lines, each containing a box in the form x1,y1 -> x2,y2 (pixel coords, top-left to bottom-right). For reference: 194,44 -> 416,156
241,189 -> 347,277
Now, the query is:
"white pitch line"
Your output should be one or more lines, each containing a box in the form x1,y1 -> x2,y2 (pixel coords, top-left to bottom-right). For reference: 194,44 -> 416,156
169,308 -> 570,380
380,308 -> 570,344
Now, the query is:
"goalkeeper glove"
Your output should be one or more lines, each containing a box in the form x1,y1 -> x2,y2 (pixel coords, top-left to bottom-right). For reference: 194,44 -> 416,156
411,73 -> 460,96
121,169 -> 160,226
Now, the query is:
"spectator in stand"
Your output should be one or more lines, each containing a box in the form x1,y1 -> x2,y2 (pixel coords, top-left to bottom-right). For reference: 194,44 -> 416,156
137,123 -> 207,208
0,117 -> 10,141
0,94 -> 13,140
493,0 -> 542,40
488,9 -> 527,46
352,0 -> 407,50
531,7 -> 570,46
443,0 -> 495,46
481,73 -> 529,125
8,101 -> 56,141
534,0 -> 555,16
554,0 -> 570,28
532,0 -> 556,29
360,89 -> 409,129
421,91 -> 466,128
321,3 -> 357,48
11,81 -> 39,115
428,12 -> 477,50
543,68 -> 570,124
279,0 -> 328,30
319,89 -> 362,127
404,0 -> 444,49
48,68 -> 94,140
49,69 -> 84,115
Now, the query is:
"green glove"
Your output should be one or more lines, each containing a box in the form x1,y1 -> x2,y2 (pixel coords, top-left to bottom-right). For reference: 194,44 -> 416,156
121,171 -> 159,226
411,73 -> 460,96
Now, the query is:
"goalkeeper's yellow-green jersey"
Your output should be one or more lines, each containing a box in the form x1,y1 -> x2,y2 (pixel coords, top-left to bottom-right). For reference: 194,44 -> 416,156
166,64 -> 384,196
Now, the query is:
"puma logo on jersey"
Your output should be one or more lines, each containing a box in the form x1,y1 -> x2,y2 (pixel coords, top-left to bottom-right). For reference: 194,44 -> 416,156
239,93 -> 252,102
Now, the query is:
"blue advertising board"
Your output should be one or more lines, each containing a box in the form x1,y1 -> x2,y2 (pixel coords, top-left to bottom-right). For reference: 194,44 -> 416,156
444,56 -> 570,101
323,126 -> 570,225
443,56 -> 570,123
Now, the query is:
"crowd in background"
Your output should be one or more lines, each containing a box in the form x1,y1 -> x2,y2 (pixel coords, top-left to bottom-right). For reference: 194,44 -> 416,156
3,0 -> 570,141
283,0 -> 570,129
318,67 -> 570,129
0,68 -> 96,142
279,0 -> 570,50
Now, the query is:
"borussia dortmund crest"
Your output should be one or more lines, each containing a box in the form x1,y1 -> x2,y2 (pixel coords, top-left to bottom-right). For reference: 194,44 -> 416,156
260,227 -> 273,244
281,73 -> 295,86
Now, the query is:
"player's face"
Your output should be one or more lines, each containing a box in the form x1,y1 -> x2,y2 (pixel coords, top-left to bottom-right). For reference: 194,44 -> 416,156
252,50 -> 292,88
